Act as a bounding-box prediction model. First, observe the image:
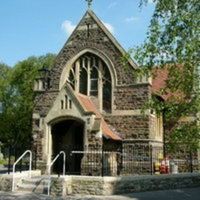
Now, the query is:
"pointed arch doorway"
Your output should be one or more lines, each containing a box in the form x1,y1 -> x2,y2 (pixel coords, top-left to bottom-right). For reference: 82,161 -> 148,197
51,118 -> 85,175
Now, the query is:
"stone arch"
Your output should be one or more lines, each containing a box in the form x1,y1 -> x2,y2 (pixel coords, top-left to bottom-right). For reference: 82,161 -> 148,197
59,48 -> 117,90
48,115 -> 85,126
49,116 -> 86,175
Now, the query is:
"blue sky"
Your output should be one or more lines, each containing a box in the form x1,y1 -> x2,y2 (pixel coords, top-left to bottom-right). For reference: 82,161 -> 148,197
0,0 -> 155,66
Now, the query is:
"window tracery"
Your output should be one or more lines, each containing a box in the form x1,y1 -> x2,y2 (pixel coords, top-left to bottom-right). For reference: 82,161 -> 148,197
68,53 -> 112,112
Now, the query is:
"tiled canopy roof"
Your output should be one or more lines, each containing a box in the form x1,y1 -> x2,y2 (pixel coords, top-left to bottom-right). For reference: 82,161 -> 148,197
77,94 -> 122,141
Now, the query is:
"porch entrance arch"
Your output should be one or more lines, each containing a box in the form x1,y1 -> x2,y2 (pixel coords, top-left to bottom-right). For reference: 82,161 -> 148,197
51,118 -> 85,175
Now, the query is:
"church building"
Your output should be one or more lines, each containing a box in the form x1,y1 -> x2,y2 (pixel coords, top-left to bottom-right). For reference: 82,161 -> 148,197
32,7 -> 163,176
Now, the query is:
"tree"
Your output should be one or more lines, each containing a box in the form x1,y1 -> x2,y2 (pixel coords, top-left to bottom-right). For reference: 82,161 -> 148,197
0,63 -> 13,142
132,0 -> 200,145
0,54 -> 56,147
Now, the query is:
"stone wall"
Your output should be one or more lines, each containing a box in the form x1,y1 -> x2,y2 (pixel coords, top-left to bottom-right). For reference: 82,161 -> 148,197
71,176 -> 104,195
106,173 -> 200,195
121,142 -> 152,175
0,176 -> 12,192
50,11 -> 137,90
81,130 -> 103,176
34,91 -> 58,116
50,173 -> 200,196
104,115 -> 149,140
1,174 -> 200,196
114,84 -> 151,110
33,91 -> 58,167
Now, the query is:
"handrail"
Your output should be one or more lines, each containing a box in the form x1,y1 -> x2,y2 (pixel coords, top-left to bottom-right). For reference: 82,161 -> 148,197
12,150 -> 32,192
47,151 -> 66,196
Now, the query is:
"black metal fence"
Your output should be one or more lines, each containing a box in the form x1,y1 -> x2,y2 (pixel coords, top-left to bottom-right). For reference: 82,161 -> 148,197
53,143 -> 200,176
0,145 -> 38,174
0,143 -> 199,176
164,142 -> 200,173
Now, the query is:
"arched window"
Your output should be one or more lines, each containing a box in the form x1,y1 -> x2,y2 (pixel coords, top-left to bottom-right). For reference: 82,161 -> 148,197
90,67 -> 98,96
79,67 -> 88,95
68,53 -> 112,112
102,65 -> 112,112
68,68 -> 75,90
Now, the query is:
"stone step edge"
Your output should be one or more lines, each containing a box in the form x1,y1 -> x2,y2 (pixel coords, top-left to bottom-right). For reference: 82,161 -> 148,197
17,184 -> 49,194
21,179 -> 50,185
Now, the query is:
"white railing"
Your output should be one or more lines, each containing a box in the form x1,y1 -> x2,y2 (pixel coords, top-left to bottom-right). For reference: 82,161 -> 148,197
47,151 -> 66,196
12,150 -> 32,192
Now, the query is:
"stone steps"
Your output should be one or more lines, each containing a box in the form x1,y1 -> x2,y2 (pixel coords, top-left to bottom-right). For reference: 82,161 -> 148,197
16,176 -> 50,195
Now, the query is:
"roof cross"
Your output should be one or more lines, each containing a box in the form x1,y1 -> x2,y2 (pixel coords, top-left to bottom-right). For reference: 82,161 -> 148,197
85,0 -> 93,9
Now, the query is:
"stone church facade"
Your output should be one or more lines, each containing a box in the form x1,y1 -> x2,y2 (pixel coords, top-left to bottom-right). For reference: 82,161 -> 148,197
32,10 -> 163,175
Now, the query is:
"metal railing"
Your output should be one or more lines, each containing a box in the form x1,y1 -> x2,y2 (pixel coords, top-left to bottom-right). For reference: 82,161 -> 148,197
59,144 -> 200,176
47,151 -> 66,196
0,145 -> 37,174
12,150 -> 32,192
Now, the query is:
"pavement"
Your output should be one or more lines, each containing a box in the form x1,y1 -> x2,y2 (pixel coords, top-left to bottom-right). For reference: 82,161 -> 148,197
0,187 -> 200,200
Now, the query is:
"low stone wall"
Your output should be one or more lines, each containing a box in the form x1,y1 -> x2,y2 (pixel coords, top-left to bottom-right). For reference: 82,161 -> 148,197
1,173 -> 200,196
71,176 -> 104,195
0,170 -> 41,192
104,173 -> 200,195
64,173 -> 200,195
0,176 -> 12,192
0,175 -> 24,192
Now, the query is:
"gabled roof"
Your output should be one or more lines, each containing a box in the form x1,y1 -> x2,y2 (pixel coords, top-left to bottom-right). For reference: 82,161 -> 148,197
57,9 -> 138,70
65,83 -> 121,141
77,93 -> 101,117
77,93 -> 122,141
86,10 -> 138,69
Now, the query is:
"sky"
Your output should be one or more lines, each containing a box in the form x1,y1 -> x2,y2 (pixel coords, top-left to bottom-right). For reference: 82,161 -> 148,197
0,0 -> 155,67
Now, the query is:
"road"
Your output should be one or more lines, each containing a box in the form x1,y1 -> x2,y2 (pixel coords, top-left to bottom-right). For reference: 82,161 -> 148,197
0,187 -> 200,200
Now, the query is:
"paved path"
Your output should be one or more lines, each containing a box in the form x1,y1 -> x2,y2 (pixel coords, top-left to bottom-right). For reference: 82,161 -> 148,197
0,187 -> 200,200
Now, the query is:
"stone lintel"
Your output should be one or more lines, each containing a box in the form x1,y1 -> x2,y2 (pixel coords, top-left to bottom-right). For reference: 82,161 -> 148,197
123,139 -> 163,143
109,109 -> 150,116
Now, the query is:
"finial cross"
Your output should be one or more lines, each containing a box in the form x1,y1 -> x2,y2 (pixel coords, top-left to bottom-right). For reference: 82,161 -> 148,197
85,0 -> 93,9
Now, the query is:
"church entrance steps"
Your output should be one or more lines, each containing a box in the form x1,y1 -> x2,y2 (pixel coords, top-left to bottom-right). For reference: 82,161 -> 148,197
16,176 -> 49,194
2,170 -> 41,177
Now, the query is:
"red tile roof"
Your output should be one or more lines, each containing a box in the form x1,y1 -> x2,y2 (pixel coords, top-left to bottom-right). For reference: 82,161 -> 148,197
77,93 -> 122,141
152,66 -> 184,101
77,94 -> 101,118
152,67 -> 169,100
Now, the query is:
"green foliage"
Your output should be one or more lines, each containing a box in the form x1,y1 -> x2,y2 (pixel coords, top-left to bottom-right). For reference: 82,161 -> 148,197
0,54 -> 56,146
0,159 -> 6,165
134,0 -> 200,143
